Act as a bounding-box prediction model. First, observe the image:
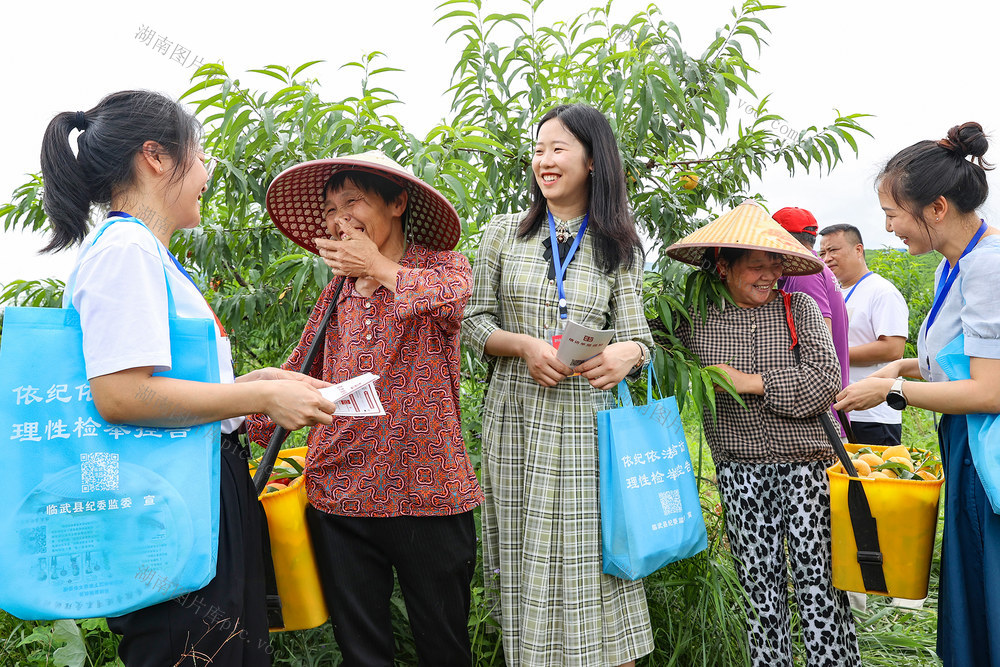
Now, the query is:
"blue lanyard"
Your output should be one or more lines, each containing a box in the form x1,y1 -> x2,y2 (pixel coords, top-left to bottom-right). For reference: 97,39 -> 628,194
164,249 -> 201,291
548,211 -> 589,320
843,271 -> 872,303
108,210 -> 200,290
925,220 -> 988,332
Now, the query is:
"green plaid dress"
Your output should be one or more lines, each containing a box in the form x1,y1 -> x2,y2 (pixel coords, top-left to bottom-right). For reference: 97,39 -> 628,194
463,213 -> 654,666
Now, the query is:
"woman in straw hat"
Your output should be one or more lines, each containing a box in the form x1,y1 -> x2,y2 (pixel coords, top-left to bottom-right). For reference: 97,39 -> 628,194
249,151 -> 483,665
37,91 -> 338,666
462,103 -> 654,666
835,122 -> 1000,666
667,200 -> 860,666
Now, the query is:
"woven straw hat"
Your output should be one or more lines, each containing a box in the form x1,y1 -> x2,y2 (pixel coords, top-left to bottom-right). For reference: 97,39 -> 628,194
266,151 -> 461,254
665,200 -> 823,276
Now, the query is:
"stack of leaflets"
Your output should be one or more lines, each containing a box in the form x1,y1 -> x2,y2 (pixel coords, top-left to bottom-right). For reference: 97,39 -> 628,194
318,372 -> 386,416
555,320 -> 616,367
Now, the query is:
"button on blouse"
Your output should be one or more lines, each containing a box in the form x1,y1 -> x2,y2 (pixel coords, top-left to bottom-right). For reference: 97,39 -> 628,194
247,244 -> 483,517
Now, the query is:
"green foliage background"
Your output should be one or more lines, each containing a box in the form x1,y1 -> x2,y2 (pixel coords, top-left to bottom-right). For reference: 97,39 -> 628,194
0,1 -> 945,665
866,248 -> 939,358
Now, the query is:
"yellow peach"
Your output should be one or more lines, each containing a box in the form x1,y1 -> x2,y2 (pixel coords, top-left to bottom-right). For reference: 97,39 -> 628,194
887,456 -> 914,472
859,453 -> 884,469
851,459 -> 872,477
882,445 -> 911,461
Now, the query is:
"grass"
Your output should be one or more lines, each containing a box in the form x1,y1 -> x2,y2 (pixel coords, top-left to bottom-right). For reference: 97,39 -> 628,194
0,407 -> 946,665
674,403 -> 944,667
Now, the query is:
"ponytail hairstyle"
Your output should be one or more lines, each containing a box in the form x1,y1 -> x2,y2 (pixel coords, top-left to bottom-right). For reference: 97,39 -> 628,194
39,90 -> 201,252
877,121 -> 993,228
518,103 -> 643,274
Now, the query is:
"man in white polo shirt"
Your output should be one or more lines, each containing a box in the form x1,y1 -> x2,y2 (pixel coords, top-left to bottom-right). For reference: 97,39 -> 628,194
819,223 -> 908,446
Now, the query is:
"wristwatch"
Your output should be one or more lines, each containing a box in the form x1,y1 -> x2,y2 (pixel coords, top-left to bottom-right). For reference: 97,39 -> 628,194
886,377 -> 907,410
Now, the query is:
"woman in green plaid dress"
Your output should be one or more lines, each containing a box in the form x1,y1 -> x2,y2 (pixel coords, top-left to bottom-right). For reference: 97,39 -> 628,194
463,104 -> 655,666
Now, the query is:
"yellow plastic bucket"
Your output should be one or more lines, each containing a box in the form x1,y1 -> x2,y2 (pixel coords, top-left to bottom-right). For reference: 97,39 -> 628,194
827,443 -> 944,600
251,447 -> 328,631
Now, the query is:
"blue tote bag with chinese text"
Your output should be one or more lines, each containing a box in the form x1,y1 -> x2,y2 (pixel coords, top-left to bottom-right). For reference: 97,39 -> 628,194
0,218 -> 221,620
937,333 -> 1000,514
598,367 -> 707,580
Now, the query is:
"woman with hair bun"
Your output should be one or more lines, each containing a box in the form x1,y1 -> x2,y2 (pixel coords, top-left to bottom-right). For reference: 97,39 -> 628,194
39,90 -> 337,665
836,122 -> 1000,666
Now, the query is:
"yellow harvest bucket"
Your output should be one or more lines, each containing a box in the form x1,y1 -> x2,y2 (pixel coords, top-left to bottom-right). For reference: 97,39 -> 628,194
251,447 -> 329,631
827,443 -> 944,600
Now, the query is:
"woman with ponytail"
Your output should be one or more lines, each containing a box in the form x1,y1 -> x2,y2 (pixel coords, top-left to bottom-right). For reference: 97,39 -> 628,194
836,122 -> 1000,666
40,90 -> 337,665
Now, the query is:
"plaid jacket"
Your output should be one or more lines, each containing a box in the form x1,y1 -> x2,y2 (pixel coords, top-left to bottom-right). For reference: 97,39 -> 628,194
678,290 -> 841,463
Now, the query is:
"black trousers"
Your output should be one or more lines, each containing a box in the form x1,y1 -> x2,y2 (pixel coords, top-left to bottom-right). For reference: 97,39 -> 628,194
107,432 -> 272,666
851,420 -> 903,447
306,507 -> 477,667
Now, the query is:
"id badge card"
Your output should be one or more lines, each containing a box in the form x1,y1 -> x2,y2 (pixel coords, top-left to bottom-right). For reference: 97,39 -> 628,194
544,324 -> 564,350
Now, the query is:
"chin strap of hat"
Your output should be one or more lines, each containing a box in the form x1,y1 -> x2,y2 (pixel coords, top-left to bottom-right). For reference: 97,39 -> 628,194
781,290 -> 887,594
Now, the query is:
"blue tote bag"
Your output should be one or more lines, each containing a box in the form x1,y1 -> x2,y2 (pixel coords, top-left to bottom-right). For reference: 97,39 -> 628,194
937,333 -> 1000,514
598,367 -> 708,580
0,217 -> 221,620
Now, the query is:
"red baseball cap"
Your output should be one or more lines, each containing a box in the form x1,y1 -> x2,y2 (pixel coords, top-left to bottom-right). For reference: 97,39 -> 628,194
772,207 -> 818,236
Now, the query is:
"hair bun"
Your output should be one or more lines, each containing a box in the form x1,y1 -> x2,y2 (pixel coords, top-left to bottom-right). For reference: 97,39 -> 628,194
940,121 -> 989,159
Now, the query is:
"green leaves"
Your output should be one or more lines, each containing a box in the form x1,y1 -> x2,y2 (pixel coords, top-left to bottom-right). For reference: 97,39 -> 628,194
1,0 -> 870,413
1,278 -> 66,308
877,460 -> 918,480
1,174 -> 47,234
17,619 -> 89,667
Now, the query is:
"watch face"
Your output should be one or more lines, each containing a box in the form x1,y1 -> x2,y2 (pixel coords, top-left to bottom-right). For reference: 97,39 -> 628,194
887,391 -> 907,410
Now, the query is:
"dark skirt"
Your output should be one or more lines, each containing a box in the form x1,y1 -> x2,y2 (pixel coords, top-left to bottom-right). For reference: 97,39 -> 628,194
107,432 -> 272,666
937,414 -> 1000,666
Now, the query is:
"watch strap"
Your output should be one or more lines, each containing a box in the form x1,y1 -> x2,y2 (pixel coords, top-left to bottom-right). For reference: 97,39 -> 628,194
887,377 -> 907,410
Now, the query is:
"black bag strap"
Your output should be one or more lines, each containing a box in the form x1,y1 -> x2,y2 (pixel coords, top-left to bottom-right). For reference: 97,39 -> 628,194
780,291 -> 888,593
252,277 -> 346,494
251,276 -> 346,628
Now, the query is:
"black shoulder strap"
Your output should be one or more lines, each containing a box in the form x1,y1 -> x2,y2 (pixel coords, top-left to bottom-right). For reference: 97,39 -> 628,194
252,277 -> 347,494
252,276 -> 347,628
781,290 -> 888,593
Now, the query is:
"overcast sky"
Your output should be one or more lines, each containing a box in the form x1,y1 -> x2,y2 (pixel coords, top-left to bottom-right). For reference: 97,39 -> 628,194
3,0 -> 998,289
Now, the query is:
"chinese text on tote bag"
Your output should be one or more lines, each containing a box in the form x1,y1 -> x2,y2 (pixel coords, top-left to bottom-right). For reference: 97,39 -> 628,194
598,367 -> 708,580
0,217 -> 221,620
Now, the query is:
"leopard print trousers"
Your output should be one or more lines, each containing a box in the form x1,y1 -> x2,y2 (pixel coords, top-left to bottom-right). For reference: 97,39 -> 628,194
716,460 -> 861,666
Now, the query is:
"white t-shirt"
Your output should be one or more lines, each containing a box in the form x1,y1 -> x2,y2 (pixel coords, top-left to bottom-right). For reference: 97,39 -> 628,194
71,217 -> 243,434
841,271 -> 908,425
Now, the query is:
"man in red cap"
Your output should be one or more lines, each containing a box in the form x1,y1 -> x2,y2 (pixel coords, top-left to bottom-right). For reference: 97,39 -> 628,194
772,207 -> 851,429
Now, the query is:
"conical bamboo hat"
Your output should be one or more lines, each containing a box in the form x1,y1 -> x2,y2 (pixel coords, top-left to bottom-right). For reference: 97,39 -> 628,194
665,200 -> 823,275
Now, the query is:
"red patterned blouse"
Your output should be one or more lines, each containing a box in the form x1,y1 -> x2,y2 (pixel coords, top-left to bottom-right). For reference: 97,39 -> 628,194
246,244 -> 483,517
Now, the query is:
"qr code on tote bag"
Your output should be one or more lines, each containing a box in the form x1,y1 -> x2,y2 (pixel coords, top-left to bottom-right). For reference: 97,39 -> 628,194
80,452 -> 120,493
658,489 -> 682,516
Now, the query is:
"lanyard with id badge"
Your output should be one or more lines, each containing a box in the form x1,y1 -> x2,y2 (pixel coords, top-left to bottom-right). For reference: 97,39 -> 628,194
923,220 -> 988,372
543,211 -> 589,350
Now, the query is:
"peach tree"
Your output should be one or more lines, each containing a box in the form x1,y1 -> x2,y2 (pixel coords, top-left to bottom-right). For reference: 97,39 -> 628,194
0,2 -> 871,663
